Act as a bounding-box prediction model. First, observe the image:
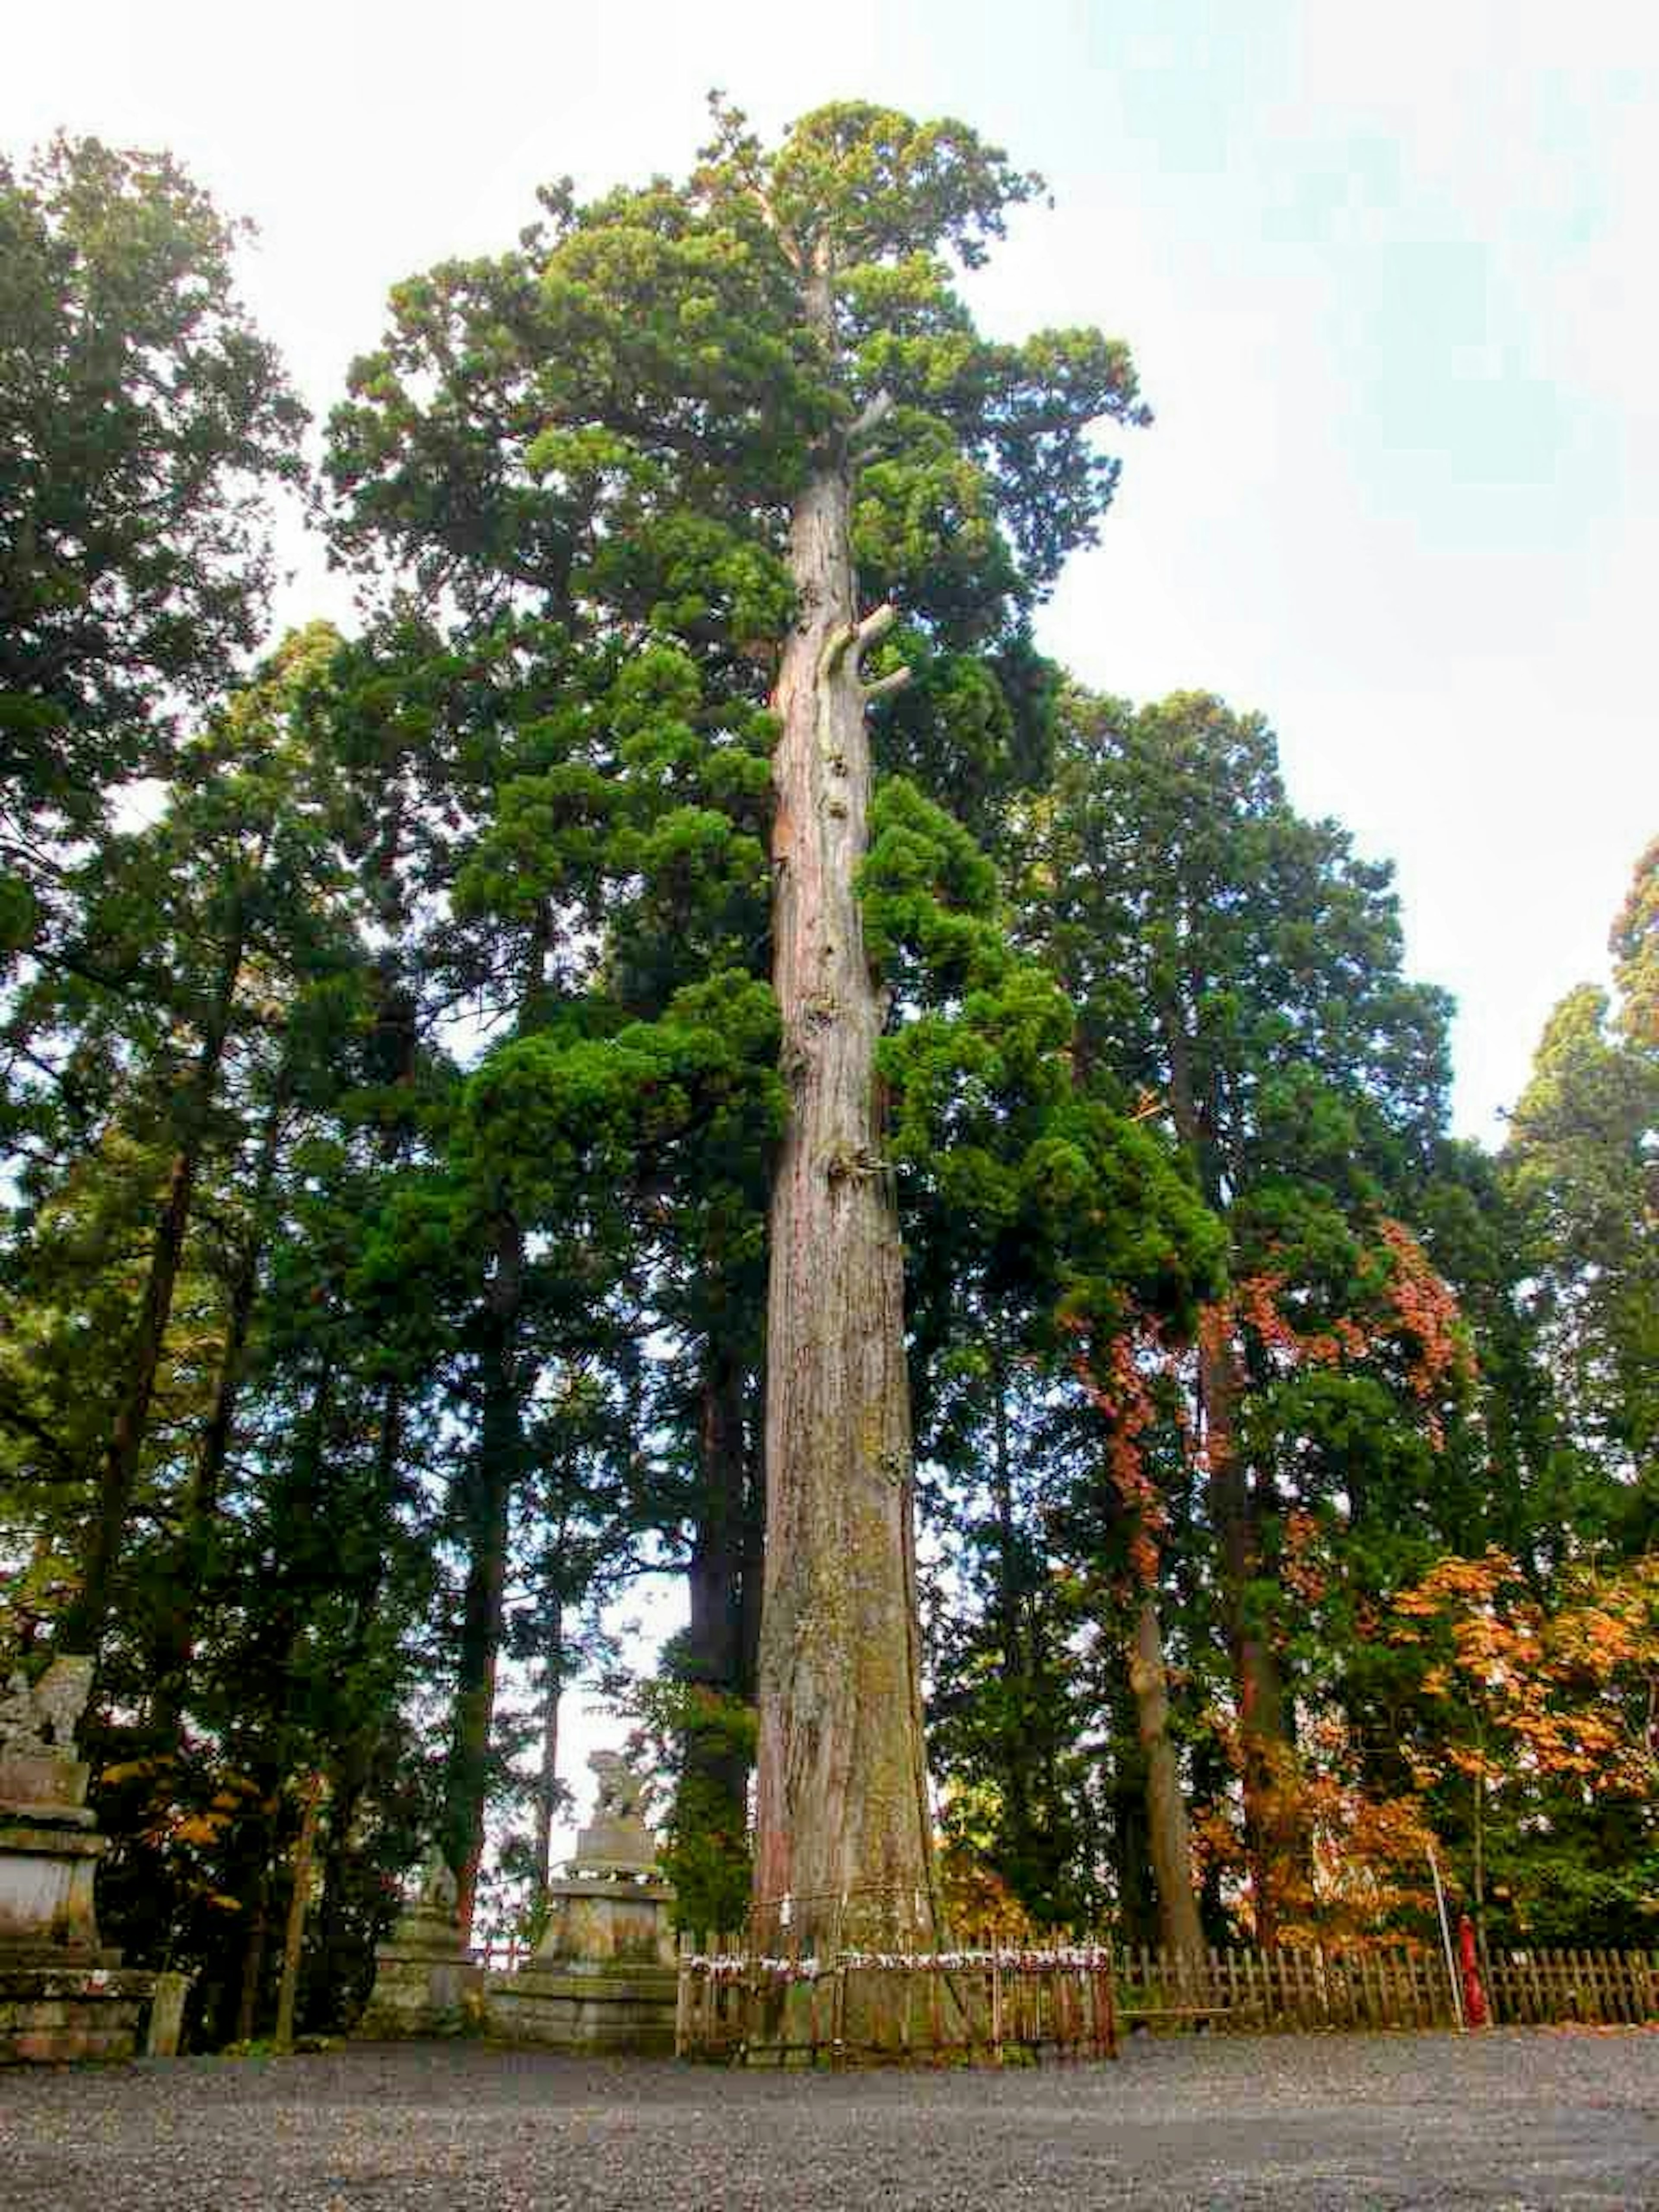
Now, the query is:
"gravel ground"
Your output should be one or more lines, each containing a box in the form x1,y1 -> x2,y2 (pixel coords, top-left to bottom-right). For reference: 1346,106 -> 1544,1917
5,2028 -> 1659,2211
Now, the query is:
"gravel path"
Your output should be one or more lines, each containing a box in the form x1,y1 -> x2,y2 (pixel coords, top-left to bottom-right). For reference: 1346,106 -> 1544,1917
5,2029 -> 1658,2210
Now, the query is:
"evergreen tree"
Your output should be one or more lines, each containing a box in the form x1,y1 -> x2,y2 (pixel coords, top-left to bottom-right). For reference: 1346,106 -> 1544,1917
0,136 -> 304,969
1020,688 -> 1462,1936
327,97 -> 1150,1949
1504,839 -> 1659,1546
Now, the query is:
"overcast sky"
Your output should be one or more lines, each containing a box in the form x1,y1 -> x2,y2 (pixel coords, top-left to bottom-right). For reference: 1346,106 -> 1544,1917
7,1 -> 1654,1137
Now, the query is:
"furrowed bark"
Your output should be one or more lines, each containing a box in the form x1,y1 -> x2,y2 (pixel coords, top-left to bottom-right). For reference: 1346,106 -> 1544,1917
752,260 -> 936,1955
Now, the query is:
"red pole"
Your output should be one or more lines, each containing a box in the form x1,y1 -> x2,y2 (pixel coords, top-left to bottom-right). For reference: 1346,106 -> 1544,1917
1459,1913 -> 1488,2028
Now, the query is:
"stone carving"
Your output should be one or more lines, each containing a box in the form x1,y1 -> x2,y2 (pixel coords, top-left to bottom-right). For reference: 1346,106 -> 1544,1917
487,1742 -> 677,2054
570,1745 -> 657,1877
0,1656 -> 92,1760
416,1845 -> 459,1919
354,1843 -> 480,2039
589,1748 -> 647,1823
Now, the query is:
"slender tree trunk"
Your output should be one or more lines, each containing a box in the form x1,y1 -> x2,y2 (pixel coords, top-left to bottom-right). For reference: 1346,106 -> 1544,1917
682,1333 -> 753,1834
316,1379 -> 404,2026
739,1370 -> 766,1694
753,266 -> 934,1952
61,940 -> 242,1656
1107,1666 -> 1159,1948
988,1353 -> 1036,1875
1198,1303 -> 1294,1942
1165,1007 -> 1298,1943
274,1771 -> 326,2051
149,1077 -> 287,1741
235,1878 -> 270,2047
531,1598 -> 564,1907
445,1214 -> 523,1939
1128,1593 -> 1205,1954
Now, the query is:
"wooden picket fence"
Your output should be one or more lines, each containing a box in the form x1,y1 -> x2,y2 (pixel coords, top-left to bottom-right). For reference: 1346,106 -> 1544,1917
1481,1945 -> 1659,2027
677,1933 -> 1659,2063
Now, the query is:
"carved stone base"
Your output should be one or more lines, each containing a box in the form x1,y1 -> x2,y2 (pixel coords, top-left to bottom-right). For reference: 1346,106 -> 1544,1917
356,1909 -> 483,2039
532,1875 -> 678,1973
0,1964 -> 155,2066
483,1872 -> 677,2053
0,1816 -> 105,1958
485,1961 -> 678,2054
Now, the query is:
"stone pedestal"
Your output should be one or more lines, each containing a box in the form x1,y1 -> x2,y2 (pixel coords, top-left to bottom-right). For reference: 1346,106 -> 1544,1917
356,1853 -> 483,2039
484,1748 -> 678,2055
0,1963 -> 156,2065
0,1656 -> 158,2064
485,1875 -> 678,2054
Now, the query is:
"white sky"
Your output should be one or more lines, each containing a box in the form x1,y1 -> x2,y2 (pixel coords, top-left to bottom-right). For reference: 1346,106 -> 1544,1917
9,0 -> 1656,1865
8,0 -> 1655,1140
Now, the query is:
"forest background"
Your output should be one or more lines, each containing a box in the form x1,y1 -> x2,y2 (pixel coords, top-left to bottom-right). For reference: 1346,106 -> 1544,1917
3,2 -> 1656,2045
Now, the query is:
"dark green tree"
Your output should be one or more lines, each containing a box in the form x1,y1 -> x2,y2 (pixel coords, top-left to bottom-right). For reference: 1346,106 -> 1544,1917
1,626 -> 375,1661
1503,837 -> 1659,1547
0,136 -> 304,967
1019,687 -> 1462,1937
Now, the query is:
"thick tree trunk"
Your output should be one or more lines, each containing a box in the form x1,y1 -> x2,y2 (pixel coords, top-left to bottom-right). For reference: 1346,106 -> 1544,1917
61,943 -> 241,1658
445,1214 -> 523,1939
1198,1303 -> 1295,1942
753,321 -> 935,1953
1128,1593 -> 1205,1955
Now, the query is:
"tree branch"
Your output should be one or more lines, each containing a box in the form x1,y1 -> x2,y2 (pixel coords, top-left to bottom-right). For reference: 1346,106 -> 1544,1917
848,389 -> 894,450
862,667 -> 912,703
0,1381 -> 77,1476
854,602 -> 897,660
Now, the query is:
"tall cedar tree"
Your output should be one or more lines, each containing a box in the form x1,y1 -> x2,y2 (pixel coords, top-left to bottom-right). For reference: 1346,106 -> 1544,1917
6,628 -> 372,1661
0,137 -> 304,970
327,99 -> 1148,1947
1023,690 -> 1459,1937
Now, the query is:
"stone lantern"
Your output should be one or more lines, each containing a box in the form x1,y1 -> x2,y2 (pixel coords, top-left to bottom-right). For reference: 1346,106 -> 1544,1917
0,1656 -> 160,2062
356,1846 -> 484,2039
484,1748 -> 677,2053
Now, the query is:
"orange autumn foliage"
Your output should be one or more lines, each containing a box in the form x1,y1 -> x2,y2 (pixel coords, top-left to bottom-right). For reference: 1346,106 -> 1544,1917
1234,1217 -> 1470,1448
1064,1315 -> 1169,1588
1390,1549 -> 1659,1799
1193,1705 -> 1438,1944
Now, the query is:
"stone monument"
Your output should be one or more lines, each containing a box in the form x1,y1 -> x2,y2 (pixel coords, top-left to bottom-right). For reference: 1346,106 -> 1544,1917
356,1845 -> 483,2039
484,1748 -> 678,2053
0,1655 -> 157,2063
